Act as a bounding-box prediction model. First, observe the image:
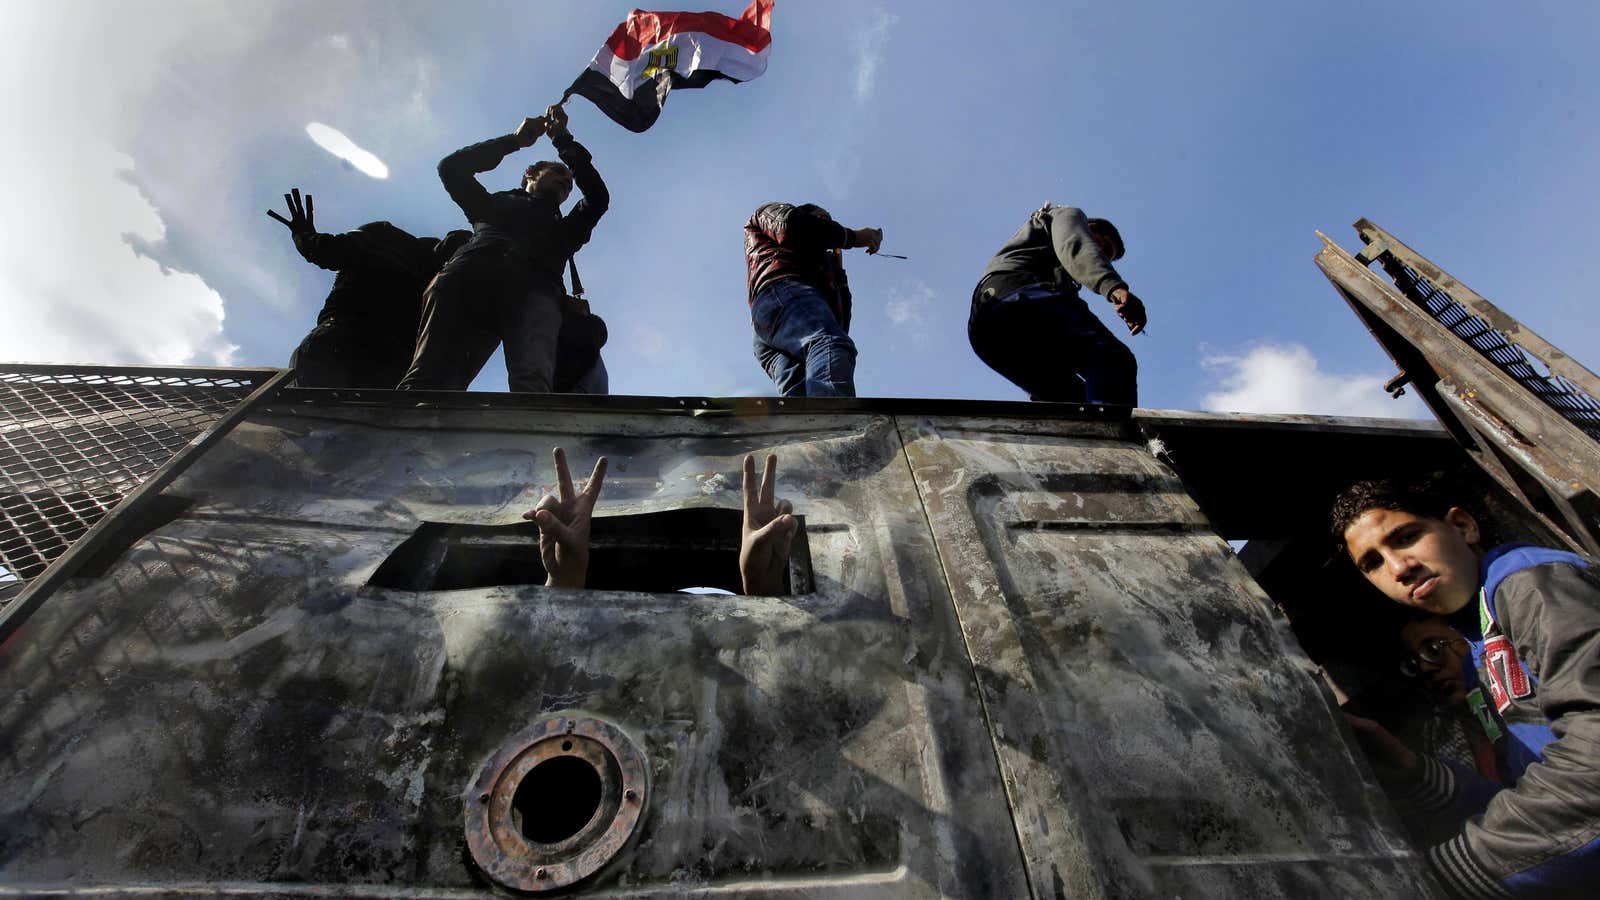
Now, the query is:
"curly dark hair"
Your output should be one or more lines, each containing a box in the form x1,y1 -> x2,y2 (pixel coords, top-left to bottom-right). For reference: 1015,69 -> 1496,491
1328,477 -> 1458,548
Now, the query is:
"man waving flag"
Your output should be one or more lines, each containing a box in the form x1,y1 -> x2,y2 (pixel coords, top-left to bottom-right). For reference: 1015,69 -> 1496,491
564,0 -> 774,133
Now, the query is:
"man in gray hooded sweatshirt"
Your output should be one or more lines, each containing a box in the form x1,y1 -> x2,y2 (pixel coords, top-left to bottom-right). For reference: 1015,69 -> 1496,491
969,204 -> 1148,405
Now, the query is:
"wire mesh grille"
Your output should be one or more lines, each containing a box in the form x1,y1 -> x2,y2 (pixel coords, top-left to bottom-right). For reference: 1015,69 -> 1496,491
1384,263 -> 1600,442
0,368 -> 269,607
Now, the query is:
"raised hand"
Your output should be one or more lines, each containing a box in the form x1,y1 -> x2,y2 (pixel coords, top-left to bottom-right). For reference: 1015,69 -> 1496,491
515,116 -> 547,148
522,447 -> 608,588
740,453 -> 797,597
544,103 -> 570,139
852,227 -> 883,255
266,188 -> 316,237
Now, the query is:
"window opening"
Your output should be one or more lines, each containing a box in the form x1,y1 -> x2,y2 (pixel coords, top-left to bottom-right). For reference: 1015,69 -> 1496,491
369,506 -> 811,596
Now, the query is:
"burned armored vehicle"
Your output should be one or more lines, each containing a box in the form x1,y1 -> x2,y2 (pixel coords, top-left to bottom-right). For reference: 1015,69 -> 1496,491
1,221 -> 1595,897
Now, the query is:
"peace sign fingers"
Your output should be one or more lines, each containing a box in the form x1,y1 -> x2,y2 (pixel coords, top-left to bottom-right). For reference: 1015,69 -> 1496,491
553,446 -> 576,501
579,455 -> 609,511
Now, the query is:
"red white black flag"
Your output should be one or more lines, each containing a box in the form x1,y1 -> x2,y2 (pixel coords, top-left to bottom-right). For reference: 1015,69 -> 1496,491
563,0 -> 774,133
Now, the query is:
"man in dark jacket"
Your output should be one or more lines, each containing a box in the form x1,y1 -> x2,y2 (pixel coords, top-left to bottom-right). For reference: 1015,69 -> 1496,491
970,204 -> 1147,405
399,104 -> 608,392
1333,478 -> 1600,897
743,202 -> 882,397
268,188 -> 467,388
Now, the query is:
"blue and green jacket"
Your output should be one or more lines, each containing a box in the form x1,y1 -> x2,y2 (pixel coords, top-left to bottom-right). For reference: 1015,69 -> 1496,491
1390,544 -> 1600,898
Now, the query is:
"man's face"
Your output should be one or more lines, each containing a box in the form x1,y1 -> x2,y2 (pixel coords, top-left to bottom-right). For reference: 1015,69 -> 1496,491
1400,618 -> 1471,706
1343,507 -> 1483,614
524,164 -> 573,203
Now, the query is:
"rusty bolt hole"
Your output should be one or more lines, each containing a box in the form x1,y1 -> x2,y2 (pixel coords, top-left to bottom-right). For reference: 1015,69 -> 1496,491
512,755 -> 603,845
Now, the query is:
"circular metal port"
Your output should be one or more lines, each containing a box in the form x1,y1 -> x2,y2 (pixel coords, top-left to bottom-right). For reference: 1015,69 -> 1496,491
464,713 -> 647,892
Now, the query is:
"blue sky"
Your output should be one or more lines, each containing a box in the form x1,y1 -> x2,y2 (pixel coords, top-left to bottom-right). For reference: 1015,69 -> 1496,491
3,0 -> 1597,417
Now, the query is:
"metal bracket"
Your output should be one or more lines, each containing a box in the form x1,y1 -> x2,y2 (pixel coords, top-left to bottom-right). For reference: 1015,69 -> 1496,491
1354,240 -> 1390,266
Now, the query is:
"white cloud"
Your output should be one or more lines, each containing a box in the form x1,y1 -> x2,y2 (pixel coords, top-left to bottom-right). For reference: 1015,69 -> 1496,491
0,138 -> 236,367
885,280 -> 936,347
305,123 -> 390,179
1200,343 -> 1426,418
0,3 -> 448,367
853,9 -> 898,106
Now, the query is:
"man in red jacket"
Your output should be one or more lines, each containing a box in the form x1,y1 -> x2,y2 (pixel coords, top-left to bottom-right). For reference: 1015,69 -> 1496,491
742,202 -> 882,397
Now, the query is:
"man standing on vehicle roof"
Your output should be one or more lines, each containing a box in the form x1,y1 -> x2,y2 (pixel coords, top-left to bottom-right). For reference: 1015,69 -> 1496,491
268,188 -> 468,389
400,104 -> 608,393
969,203 -> 1147,405
743,202 -> 882,397
1333,477 -> 1600,897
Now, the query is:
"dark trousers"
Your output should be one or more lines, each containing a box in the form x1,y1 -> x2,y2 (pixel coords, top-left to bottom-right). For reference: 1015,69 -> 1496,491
399,255 -> 562,393
968,284 -> 1137,406
290,325 -> 411,389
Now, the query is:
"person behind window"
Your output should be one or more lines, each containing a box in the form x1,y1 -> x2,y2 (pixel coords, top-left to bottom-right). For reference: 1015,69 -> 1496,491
1333,477 -> 1600,897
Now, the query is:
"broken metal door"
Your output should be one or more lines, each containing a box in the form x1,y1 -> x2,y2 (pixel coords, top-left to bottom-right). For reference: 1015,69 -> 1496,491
898,414 -> 1434,898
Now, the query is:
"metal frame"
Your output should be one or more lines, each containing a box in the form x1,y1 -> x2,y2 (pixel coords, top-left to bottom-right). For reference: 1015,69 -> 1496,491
271,386 -> 1136,421
0,365 -> 291,643
1315,226 -> 1600,554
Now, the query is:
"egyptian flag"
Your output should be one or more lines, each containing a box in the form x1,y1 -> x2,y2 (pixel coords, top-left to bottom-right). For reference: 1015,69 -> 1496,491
564,0 -> 774,133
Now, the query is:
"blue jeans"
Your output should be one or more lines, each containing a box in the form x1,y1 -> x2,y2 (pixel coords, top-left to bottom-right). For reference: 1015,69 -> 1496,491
750,279 -> 857,397
968,284 -> 1137,405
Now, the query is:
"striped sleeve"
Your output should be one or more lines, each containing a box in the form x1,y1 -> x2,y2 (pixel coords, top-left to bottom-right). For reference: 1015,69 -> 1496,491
1429,836 -> 1515,899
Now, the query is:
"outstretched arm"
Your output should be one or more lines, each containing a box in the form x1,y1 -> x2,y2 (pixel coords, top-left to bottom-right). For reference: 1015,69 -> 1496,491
522,447 -> 608,589
739,453 -> 797,596
750,202 -> 869,252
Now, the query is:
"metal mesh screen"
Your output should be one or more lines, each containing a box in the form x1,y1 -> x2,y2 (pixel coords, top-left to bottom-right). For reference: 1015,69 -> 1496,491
1383,263 -> 1600,442
0,367 -> 271,606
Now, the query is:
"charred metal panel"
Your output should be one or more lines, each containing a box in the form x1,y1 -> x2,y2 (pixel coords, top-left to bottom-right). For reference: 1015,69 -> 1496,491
897,415 -> 1437,898
0,403 -> 1024,896
0,396 -> 1449,897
